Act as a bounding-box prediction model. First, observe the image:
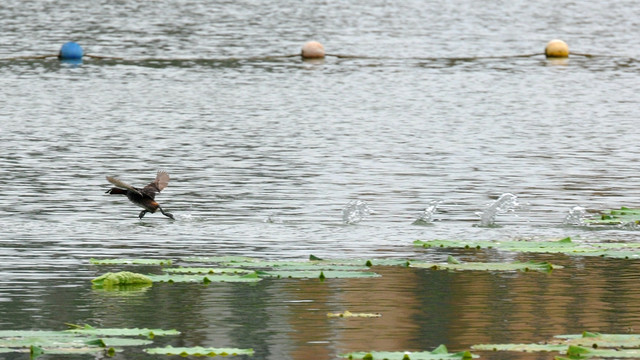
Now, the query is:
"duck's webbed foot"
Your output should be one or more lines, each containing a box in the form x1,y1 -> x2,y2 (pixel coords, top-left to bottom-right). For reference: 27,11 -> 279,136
138,210 -> 148,219
159,207 -> 175,220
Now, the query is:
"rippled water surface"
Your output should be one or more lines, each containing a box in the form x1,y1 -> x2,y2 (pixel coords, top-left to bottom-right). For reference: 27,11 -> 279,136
1,0 -> 640,359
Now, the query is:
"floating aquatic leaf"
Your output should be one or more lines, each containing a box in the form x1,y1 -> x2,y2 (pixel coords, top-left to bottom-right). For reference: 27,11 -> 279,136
0,327 -> 157,357
184,255 -> 408,268
257,270 -> 380,279
471,343 -> 566,352
473,332 -> 640,358
414,237 -> 640,259
182,256 -> 255,264
343,344 -> 476,359
30,345 -> 44,358
327,311 -> 382,318
148,272 -> 262,283
91,272 -> 153,287
144,345 -> 254,357
564,345 -> 640,358
584,207 -> 640,225
164,267 -> 253,275
555,332 -> 640,348
66,325 -> 180,339
90,258 -> 172,266
411,260 -> 560,272
0,332 -> 86,349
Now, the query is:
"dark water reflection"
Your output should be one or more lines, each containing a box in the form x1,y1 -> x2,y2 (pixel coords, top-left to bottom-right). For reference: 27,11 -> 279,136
2,254 -> 640,359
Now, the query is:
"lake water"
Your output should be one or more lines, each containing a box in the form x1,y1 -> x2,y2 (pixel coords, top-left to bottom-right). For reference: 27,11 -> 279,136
1,0 -> 640,359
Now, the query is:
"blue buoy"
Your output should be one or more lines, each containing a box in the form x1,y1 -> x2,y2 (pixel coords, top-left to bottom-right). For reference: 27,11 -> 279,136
58,42 -> 84,60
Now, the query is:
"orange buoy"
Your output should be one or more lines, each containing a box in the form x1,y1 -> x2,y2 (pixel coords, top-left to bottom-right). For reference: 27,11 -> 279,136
301,41 -> 325,59
545,39 -> 569,58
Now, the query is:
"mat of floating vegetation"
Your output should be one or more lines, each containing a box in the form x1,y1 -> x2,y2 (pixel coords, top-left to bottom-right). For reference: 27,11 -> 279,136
410,256 -> 560,272
342,344 -> 476,360
91,271 -> 262,287
472,331 -> 640,359
144,345 -> 254,357
90,255 -> 386,286
414,237 -> 640,259
584,207 -> 640,225
90,258 -> 172,266
0,325 -> 178,357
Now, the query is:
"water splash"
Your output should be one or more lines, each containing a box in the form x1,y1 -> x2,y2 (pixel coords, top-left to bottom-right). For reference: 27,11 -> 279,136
563,206 -> 586,226
264,213 -> 283,224
412,200 -> 443,225
342,200 -> 371,225
476,193 -> 519,227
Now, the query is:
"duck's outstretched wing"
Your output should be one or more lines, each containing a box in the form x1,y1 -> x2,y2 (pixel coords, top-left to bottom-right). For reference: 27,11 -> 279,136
141,170 -> 170,197
106,176 -> 142,196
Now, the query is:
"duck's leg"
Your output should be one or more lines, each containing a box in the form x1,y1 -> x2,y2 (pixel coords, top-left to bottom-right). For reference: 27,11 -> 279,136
158,206 -> 175,220
138,210 -> 147,219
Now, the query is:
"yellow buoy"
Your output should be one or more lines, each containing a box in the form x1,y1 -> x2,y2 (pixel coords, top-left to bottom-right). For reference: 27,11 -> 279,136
301,41 -> 325,59
545,39 -> 569,58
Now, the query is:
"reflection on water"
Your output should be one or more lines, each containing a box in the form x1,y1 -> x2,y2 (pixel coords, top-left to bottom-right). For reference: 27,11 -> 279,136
2,256 -> 640,360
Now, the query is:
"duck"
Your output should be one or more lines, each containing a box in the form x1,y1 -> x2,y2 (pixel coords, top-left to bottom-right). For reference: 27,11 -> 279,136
105,170 -> 174,219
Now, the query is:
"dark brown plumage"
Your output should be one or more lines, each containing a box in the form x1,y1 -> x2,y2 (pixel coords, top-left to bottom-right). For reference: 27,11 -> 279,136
105,170 -> 174,219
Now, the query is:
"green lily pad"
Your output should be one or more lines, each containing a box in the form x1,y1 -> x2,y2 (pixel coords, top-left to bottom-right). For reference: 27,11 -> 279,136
411,259 -> 560,272
414,237 -> 640,259
257,270 -> 380,279
182,256 -> 256,264
148,272 -> 262,283
184,256 -> 408,268
564,345 -> 640,358
89,258 -> 172,266
144,345 -> 254,356
0,332 -> 87,349
164,267 -> 253,275
471,343 -> 567,352
555,332 -> 640,348
584,207 -> 640,225
66,325 -> 180,339
327,311 -> 382,318
91,272 -> 153,287
343,344 -> 476,359
0,327 -> 163,357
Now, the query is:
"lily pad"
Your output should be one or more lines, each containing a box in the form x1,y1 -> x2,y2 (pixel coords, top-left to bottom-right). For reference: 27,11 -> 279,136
182,256 -> 256,264
327,311 -> 382,318
584,207 -> 640,225
257,270 -> 380,279
414,237 -> 640,259
563,345 -> 640,358
91,272 -> 153,287
184,255 -> 408,268
90,258 -> 172,266
144,345 -> 254,357
411,259 -> 560,272
471,343 -> 567,352
66,325 -> 180,339
164,267 -> 253,275
343,344 -> 476,359
0,327 -> 167,357
555,332 -> 640,348
148,272 -> 262,283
